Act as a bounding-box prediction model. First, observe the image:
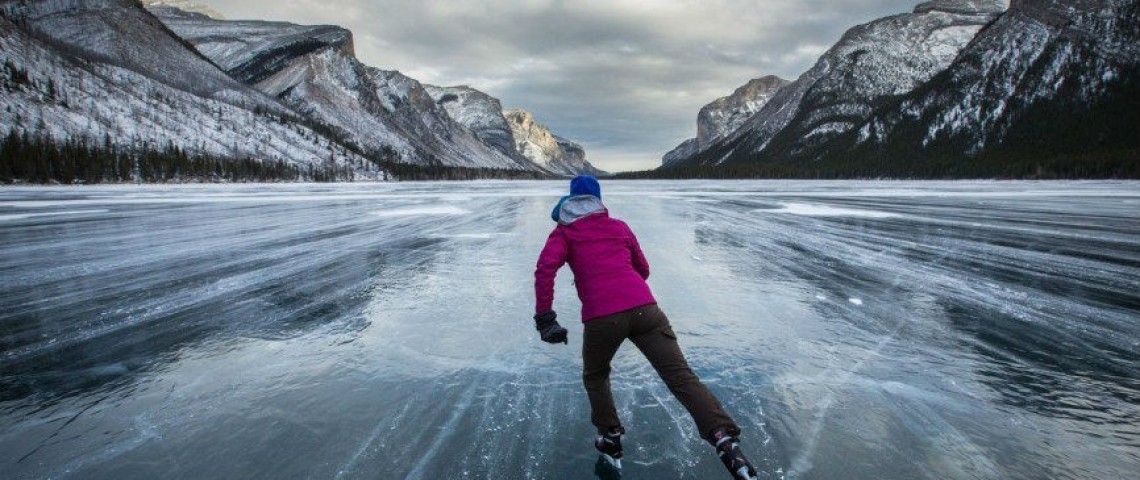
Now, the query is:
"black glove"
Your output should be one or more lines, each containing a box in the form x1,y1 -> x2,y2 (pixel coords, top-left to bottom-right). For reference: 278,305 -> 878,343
534,311 -> 568,344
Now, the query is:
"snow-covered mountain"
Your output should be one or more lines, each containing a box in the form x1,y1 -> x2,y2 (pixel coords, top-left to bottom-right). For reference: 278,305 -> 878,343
2,0 -> 277,107
667,0 -> 1006,168
0,0 -> 377,178
147,5 -> 352,86
423,85 -> 530,163
425,85 -> 603,175
838,0 -> 1140,168
662,75 -> 789,166
2,0 -> 587,182
149,7 -> 540,171
503,109 -> 605,176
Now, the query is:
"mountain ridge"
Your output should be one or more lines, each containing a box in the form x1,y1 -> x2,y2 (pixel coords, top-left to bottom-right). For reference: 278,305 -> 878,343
149,6 -> 544,171
652,0 -> 1138,178
667,0 -> 1006,169
661,75 -> 789,167
1,0 -> 594,182
0,0 -> 380,181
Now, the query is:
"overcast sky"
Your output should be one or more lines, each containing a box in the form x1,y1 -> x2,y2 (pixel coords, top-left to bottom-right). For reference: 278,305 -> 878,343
199,0 -> 923,172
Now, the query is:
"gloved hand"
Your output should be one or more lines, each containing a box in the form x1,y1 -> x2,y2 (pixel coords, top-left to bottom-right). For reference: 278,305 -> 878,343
534,311 -> 568,344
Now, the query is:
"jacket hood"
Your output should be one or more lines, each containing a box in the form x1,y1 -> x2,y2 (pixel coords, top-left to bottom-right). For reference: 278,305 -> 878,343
553,195 -> 606,225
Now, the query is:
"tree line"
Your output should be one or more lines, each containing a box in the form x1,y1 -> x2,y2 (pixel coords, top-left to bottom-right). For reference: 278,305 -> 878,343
0,129 -> 553,184
0,130 -> 322,183
617,148 -> 1140,180
378,160 -> 548,181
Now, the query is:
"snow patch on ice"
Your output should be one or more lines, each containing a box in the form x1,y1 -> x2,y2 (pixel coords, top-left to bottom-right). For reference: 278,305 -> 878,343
766,203 -> 900,218
370,205 -> 469,217
0,209 -> 109,221
425,233 -> 503,240
848,298 -> 864,306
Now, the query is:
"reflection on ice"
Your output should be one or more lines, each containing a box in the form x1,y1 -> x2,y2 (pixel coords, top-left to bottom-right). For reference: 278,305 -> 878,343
0,209 -> 110,221
766,203 -> 900,218
0,181 -> 1137,480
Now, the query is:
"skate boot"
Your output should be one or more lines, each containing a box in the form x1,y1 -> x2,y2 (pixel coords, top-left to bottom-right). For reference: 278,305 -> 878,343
711,427 -> 758,480
594,426 -> 625,469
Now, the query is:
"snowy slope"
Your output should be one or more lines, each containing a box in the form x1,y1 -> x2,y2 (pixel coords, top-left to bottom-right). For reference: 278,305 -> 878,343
151,7 -> 541,170
150,5 -> 351,85
0,2 -> 380,178
662,75 -> 789,166
503,109 -> 605,176
424,85 -> 528,162
0,0 -> 279,110
661,138 -> 701,168
670,0 -> 1005,168
844,0 -> 1140,161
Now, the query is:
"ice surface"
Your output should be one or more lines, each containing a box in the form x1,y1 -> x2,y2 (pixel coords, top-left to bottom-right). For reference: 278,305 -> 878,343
1,180 -> 1138,480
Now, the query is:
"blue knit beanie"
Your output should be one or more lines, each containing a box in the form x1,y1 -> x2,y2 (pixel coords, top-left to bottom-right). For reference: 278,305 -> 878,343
570,175 -> 601,199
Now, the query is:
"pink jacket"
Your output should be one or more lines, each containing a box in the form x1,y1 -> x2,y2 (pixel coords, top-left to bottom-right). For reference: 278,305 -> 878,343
535,204 -> 656,322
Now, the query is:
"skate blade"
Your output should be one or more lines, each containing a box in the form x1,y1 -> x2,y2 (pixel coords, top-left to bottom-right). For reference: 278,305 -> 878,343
593,454 -> 622,479
735,466 -> 757,480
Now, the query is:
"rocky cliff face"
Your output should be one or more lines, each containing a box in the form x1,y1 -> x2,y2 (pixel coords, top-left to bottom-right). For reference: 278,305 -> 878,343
424,85 -> 528,163
669,0 -> 1006,167
0,0 -> 377,177
504,109 -> 604,176
150,6 -> 541,170
697,75 -> 790,147
662,75 -> 788,166
425,86 -> 600,175
151,6 -> 353,85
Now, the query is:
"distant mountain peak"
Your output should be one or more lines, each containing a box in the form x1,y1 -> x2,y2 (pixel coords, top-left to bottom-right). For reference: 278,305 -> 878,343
503,109 -> 605,176
661,75 -> 789,166
914,0 -> 1008,15
698,75 -> 790,146
423,84 -> 528,163
142,0 -> 224,19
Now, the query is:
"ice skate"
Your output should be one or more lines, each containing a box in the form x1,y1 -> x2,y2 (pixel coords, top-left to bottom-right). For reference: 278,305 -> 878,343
712,428 -> 757,480
594,426 -> 625,470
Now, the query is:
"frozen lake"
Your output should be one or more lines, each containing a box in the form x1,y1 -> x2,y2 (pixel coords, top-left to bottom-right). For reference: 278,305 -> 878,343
1,180 -> 1138,479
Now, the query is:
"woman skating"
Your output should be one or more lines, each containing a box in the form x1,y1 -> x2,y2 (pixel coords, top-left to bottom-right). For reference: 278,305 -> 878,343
532,175 -> 758,480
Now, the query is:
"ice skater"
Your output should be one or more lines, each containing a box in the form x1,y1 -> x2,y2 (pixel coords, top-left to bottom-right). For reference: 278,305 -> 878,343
532,175 -> 758,480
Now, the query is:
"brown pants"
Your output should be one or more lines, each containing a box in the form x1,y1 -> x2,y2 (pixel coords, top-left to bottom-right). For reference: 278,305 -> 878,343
582,303 -> 737,442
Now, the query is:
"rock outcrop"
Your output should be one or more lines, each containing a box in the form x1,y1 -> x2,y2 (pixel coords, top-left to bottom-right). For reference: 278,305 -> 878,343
504,109 -> 604,176
662,75 -> 789,166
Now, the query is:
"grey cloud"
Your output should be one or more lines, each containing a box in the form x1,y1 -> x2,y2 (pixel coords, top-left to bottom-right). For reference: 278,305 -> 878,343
202,0 -> 923,171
